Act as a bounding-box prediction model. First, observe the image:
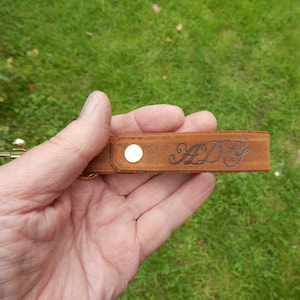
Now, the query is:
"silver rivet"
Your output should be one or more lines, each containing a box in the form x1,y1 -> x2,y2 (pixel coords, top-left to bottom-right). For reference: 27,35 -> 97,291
124,144 -> 143,163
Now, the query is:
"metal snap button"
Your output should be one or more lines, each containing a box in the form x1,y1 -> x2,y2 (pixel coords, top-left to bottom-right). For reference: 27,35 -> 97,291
124,144 -> 143,163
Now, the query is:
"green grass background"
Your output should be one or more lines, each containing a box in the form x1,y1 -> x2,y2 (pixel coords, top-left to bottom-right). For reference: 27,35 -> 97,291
1,0 -> 299,299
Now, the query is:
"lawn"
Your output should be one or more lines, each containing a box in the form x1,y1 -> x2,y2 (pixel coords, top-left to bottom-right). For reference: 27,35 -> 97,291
1,0 -> 299,299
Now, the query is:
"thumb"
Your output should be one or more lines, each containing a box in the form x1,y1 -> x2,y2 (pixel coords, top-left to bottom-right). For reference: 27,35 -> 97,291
0,91 -> 111,197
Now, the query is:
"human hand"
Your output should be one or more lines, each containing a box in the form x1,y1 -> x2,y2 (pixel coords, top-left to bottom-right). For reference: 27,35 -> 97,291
0,91 -> 217,299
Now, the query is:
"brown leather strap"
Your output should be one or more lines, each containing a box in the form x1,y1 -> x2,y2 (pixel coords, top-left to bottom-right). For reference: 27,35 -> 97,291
83,131 -> 270,175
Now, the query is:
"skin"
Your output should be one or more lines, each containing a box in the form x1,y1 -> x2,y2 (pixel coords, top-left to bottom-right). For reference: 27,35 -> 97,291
0,91 -> 217,299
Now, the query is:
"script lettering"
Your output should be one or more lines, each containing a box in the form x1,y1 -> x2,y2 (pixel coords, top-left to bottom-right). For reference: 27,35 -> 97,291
168,139 -> 249,169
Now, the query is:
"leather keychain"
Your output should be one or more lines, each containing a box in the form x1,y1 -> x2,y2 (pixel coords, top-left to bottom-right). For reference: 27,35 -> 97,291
83,131 -> 270,177
0,131 -> 270,178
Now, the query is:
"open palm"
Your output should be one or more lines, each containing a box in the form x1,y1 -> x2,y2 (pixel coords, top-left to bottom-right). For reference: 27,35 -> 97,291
0,92 -> 216,299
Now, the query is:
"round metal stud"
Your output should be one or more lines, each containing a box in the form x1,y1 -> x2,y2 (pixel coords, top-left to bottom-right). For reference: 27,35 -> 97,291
124,144 -> 143,163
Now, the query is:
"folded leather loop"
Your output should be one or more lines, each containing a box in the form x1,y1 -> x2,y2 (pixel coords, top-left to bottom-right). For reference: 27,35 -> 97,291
83,131 -> 270,175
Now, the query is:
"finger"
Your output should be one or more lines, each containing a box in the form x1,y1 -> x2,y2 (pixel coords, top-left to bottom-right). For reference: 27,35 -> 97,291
0,91 -> 111,205
104,110 -> 217,196
111,104 -> 185,135
137,172 -> 216,259
177,110 -> 217,132
126,173 -> 192,219
102,173 -> 152,196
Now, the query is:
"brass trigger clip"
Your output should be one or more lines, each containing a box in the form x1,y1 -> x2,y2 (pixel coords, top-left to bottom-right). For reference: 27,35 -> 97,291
0,138 -> 97,179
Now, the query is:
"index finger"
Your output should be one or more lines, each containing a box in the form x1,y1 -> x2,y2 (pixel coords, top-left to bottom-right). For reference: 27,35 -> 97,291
111,104 -> 185,135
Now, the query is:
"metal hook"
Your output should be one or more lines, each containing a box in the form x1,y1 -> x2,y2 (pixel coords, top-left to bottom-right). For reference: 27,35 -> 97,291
79,172 -> 99,180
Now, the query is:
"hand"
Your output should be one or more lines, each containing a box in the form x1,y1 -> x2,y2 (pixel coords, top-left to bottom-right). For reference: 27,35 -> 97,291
0,91 -> 217,299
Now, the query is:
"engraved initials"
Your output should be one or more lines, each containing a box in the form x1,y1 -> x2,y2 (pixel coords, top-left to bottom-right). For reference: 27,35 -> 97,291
169,139 -> 249,168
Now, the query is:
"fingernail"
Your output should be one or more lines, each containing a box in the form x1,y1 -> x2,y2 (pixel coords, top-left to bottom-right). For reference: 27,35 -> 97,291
79,93 -> 99,120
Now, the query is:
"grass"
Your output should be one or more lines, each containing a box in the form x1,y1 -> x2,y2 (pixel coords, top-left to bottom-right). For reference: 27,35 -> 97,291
1,0 -> 300,299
